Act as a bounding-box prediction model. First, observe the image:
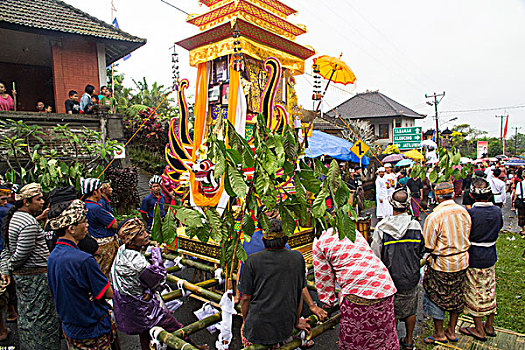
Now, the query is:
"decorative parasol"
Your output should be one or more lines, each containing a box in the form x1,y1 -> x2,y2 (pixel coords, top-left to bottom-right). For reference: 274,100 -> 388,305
312,53 -> 356,112
421,139 -> 438,150
403,149 -> 425,162
382,154 -> 404,163
396,159 -> 413,167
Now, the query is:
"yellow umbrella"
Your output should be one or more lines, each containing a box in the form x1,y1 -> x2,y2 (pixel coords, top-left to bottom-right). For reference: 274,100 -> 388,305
312,54 -> 356,112
313,54 -> 357,86
403,149 -> 425,162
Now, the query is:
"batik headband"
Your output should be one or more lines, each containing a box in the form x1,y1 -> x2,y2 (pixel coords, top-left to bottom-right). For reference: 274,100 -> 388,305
48,200 -> 88,230
15,183 -> 42,201
118,218 -> 146,245
389,188 -> 411,209
470,179 -> 492,195
434,182 -> 454,196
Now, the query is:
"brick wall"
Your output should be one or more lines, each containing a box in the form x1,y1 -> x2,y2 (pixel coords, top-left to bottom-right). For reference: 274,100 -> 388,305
51,38 -> 101,113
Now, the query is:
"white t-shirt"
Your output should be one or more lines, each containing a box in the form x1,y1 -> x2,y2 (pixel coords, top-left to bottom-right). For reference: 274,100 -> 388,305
515,180 -> 525,199
490,177 -> 507,204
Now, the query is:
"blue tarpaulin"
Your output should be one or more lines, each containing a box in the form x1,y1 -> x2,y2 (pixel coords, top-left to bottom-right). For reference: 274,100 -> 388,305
304,130 -> 371,166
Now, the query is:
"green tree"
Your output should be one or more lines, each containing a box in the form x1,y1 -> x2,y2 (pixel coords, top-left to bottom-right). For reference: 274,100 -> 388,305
451,124 -> 487,158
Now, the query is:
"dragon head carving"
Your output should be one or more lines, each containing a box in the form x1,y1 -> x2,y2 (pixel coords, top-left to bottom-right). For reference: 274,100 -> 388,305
192,159 -> 220,196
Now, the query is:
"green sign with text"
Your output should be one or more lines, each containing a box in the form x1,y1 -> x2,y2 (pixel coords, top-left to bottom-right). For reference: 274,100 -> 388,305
393,127 -> 422,149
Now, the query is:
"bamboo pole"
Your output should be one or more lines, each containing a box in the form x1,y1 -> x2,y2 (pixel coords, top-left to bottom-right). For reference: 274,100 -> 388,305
278,313 -> 341,350
159,252 -> 219,274
155,331 -> 198,350
165,275 -> 242,313
162,278 -> 218,302
172,312 -> 222,338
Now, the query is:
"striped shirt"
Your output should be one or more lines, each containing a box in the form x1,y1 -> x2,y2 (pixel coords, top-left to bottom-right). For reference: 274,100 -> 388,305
1,211 -> 49,275
423,200 -> 471,272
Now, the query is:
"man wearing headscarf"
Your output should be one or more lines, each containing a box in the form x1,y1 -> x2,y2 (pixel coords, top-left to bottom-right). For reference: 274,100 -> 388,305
372,188 -> 426,350
82,178 -> 118,278
422,182 -> 471,345
45,185 -> 99,254
384,163 -> 396,216
98,181 -> 114,214
376,167 -> 390,219
0,183 -> 60,349
0,185 -> 17,325
140,175 -> 166,229
460,178 -> 502,341
110,218 -> 207,350
0,185 -> 13,226
47,200 -> 119,349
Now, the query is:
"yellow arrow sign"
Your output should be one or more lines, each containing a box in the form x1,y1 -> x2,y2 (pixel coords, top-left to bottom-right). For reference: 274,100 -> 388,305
350,139 -> 369,159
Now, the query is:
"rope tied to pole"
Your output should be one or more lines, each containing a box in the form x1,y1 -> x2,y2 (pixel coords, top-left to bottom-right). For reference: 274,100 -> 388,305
214,268 -> 224,285
176,280 -> 190,297
149,327 -> 168,350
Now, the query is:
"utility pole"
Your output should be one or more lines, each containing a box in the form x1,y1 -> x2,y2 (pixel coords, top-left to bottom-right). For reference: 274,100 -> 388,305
515,127 -> 521,155
495,115 -> 506,155
425,92 -> 445,150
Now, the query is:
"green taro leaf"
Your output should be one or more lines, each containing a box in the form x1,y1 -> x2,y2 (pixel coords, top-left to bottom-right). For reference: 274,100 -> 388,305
282,161 -> 295,177
223,166 -> 237,198
195,225 -> 211,243
228,167 -> 247,198
236,244 -> 248,262
312,188 -> 329,218
257,211 -> 270,233
328,159 -> 342,192
151,204 -> 163,243
314,158 -> 328,177
205,208 -> 224,242
214,150 -> 226,179
242,214 -> 255,242
242,148 -> 255,168
279,204 -> 296,235
334,183 -> 350,208
162,208 -> 177,245
175,207 -> 204,228
226,149 -> 243,166
283,129 -> 298,160
294,175 -> 307,206
298,169 -> 321,193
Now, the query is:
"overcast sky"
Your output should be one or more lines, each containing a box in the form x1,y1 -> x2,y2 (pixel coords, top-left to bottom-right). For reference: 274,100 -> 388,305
65,0 -> 525,137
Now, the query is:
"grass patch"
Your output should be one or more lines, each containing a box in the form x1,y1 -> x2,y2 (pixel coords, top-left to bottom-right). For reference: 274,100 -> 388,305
494,230 -> 525,332
414,230 -> 525,349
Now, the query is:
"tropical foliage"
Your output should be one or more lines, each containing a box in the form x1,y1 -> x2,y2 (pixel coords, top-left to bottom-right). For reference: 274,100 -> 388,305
151,114 -> 358,274
410,147 -> 472,184
0,119 -> 121,192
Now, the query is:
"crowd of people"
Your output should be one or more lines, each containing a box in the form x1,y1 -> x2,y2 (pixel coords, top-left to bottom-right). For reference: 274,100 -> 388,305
0,155 -> 517,350
0,175 -> 210,350
0,82 -> 116,114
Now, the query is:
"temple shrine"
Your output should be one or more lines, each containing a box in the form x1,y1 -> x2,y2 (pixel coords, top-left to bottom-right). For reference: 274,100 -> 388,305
168,0 -> 317,262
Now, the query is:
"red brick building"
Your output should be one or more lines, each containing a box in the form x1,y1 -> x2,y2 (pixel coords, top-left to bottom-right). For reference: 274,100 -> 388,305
0,0 -> 146,113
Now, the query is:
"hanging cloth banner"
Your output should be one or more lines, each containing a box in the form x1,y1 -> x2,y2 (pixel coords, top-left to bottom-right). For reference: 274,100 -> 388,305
190,60 -> 247,208
190,62 -> 226,207
216,61 -> 247,214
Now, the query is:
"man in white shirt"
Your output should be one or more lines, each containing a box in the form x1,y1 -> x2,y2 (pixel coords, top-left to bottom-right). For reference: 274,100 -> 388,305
376,167 -> 390,220
384,163 -> 396,216
489,168 -> 506,208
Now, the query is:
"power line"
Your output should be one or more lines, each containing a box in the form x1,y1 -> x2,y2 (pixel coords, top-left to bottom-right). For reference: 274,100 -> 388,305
441,104 -> 525,113
160,0 -> 189,15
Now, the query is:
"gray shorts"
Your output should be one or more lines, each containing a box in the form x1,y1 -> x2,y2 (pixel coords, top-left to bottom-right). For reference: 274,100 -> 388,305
394,287 -> 418,320
423,292 -> 445,320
